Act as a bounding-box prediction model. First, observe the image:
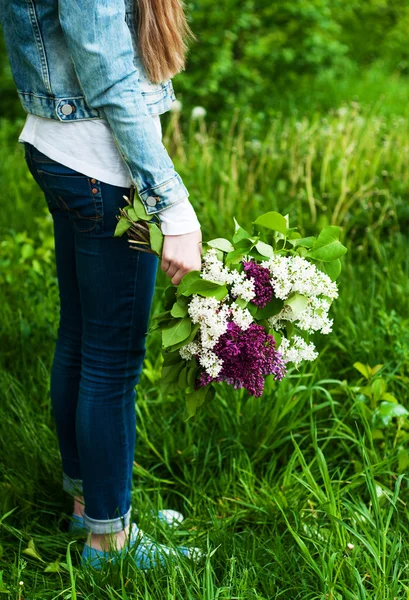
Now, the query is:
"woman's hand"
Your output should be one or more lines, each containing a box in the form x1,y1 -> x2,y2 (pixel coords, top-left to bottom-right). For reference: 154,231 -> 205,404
160,229 -> 203,286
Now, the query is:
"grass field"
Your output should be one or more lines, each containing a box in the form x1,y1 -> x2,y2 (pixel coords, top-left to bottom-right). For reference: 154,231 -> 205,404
0,92 -> 409,599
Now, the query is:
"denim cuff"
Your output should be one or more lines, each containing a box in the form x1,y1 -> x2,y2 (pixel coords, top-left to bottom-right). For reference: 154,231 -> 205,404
63,472 -> 84,497
83,505 -> 132,534
138,174 -> 190,215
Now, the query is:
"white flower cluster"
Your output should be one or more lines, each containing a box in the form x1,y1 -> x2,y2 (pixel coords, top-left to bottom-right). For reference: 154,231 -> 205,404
278,335 -> 319,366
200,248 -> 256,302
180,294 -> 226,378
261,254 -> 338,301
261,254 -> 338,335
178,289 -> 254,379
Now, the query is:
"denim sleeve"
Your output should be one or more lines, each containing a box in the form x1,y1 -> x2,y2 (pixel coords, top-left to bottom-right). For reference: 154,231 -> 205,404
58,0 -> 189,215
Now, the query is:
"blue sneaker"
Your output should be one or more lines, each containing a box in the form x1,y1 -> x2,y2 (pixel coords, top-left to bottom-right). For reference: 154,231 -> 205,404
81,522 -> 203,570
68,509 -> 184,533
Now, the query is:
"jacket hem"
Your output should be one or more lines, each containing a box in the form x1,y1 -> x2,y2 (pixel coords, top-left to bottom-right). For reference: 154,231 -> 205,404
17,79 -> 177,121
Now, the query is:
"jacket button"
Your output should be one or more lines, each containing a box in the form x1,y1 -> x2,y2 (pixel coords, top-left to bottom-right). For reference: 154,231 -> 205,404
91,188 -> 98,194
146,196 -> 158,206
61,103 -> 74,116
91,178 -> 97,184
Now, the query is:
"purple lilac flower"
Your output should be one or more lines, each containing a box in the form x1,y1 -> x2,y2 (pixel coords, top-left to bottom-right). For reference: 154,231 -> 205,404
195,321 -> 286,397
242,260 -> 274,308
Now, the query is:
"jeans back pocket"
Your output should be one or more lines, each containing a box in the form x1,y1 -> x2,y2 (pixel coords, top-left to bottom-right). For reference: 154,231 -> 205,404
27,145 -> 104,235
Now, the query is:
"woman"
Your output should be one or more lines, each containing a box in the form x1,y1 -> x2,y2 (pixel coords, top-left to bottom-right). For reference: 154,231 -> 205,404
0,0 -> 203,569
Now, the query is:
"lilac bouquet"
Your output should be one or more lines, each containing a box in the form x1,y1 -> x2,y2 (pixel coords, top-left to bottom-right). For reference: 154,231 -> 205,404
114,200 -> 346,416
141,210 -> 347,417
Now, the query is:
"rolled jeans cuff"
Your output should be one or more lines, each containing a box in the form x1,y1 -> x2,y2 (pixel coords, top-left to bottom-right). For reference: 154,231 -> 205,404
83,505 -> 132,534
63,472 -> 83,497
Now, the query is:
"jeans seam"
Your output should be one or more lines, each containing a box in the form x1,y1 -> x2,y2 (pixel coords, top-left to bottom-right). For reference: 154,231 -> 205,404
122,248 -> 141,515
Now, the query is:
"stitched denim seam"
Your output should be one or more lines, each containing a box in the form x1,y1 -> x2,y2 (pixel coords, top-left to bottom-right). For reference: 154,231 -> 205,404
32,167 -> 104,233
27,1 -> 51,94
121,248 -> 141,514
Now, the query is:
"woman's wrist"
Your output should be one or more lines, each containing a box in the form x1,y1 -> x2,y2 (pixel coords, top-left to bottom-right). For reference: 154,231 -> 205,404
158,196 -> 201,236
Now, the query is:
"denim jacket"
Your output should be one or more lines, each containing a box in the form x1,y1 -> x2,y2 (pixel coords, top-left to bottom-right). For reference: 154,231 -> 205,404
0,0 -> 189,214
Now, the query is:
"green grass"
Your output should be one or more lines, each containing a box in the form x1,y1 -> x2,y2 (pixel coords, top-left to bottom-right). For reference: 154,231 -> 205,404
0,92 -> 409,599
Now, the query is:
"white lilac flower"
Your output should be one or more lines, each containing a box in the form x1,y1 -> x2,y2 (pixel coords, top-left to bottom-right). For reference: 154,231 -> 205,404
296,297 -> 334,334
261,254 -> 338,301
187,294 -> 230,351
230,304 -> 253,331
200,248 -> 231,283
268,296 -> 333,335
267,305 -> 294,330
197,349 -> 223,377
279,335 -> 318,366
179,341 -> 201,361
201,249 -> 256,302
230,274 -> 256,302
260,255 -> 292,299
191,106 -> 207,119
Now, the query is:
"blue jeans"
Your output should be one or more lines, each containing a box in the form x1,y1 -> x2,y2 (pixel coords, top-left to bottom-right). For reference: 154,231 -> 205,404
23,142 -> 159,534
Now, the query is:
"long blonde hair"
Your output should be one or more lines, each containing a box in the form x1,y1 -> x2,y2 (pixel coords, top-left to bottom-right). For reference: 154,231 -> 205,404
135,0 -> 197,84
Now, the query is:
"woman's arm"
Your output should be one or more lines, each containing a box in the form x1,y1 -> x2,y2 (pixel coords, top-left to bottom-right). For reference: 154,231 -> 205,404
58,0 -> 189,216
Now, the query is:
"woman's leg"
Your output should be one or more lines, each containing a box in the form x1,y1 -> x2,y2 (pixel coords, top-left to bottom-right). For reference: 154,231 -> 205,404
74,200 -> 158,540
24,143 -> 84,499
24,143 -> 158,546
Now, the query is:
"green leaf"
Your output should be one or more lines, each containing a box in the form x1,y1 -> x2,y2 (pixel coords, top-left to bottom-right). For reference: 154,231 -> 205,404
371,378 -> 387,402
160,379 -> 183,395
306,226 -> 347,262
284,293 -> 308,317
185,386 -> 208,419
23,539 -> 44,562
170,297 -> 189,318
162,317 -> 191,348
177,270 -> 202,295
187,365 -> 198,389
150,309 -> 172,323
181,279 -> 226,297
373,401 -> 409,427
197,286 -> 229,300
207,238 -> 235,252
234,297 -> 248,309
269,329 -> 282,347
133,198 -> 153,221
166,322 -> 200,352
288,236 -> 316,249
255,240 -> 274,257
398,450 -> 409,473
162,350 -> 183,366
163,285 -> 177,308
381,392 -> 398,403
353,362 -> 371,379
114,217 -> 132,237
253,211 -> 287,235
127,208 -> 139,221
44,557 -> 62,573
225,249 -> 247,265
233,217 -> 242,233
232,227 -> 251,245
317,259 -> 342,281
162,362 -> 184,383
178,366 -> 188,389
148,223 -> 164,255
254,297 -> 283,320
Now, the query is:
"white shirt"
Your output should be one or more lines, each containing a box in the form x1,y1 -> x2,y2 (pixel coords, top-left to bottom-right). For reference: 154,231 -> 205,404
18,113 -> 201,236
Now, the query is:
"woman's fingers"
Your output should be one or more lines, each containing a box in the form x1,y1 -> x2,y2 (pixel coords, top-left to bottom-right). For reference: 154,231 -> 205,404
160,229 -> 203,286
161,258 -> 170,272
